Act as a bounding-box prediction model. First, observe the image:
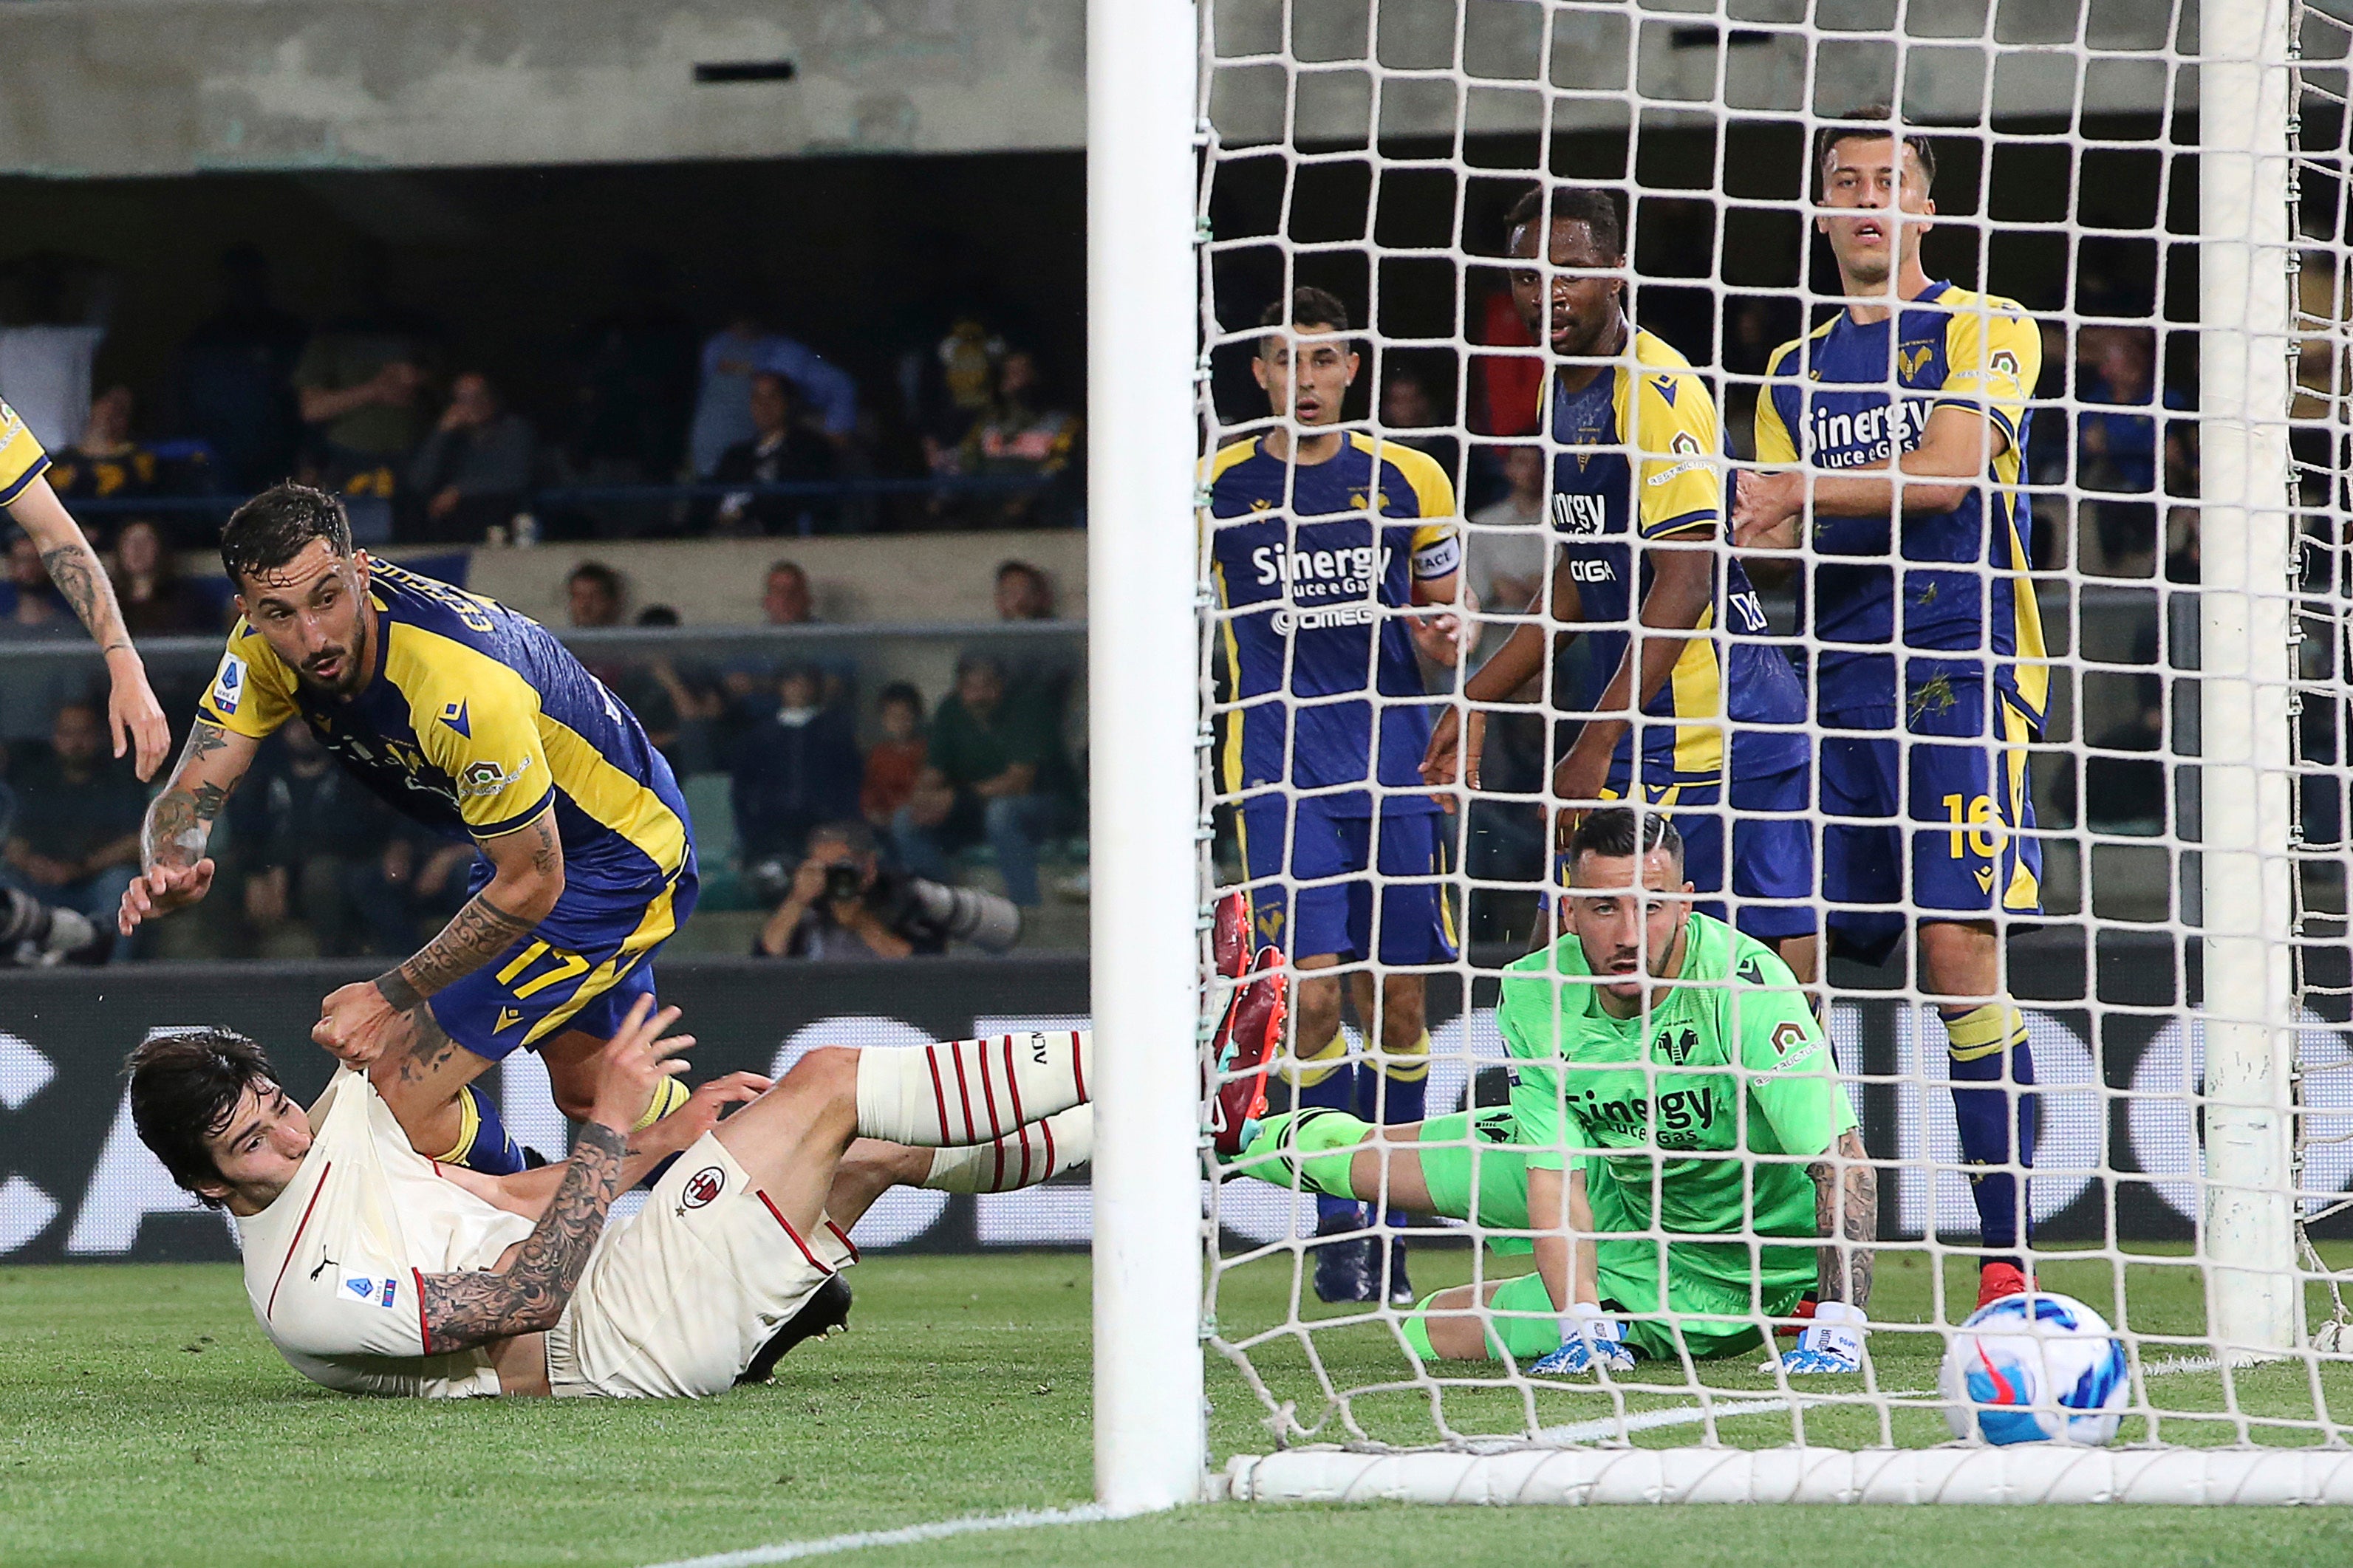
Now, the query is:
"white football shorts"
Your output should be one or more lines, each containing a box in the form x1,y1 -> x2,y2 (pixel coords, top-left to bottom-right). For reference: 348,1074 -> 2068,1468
545,1132 -> 856,1397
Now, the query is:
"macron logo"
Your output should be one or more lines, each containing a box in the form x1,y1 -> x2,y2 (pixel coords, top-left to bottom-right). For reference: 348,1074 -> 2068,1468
440,700 -> 471,738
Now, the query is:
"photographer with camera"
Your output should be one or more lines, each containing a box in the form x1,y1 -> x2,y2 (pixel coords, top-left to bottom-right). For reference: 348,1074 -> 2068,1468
751,820 -> 1022,960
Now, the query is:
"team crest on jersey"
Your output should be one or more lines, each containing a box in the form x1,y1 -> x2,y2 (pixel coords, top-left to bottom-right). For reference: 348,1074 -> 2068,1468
209,653 -> 247,716
680,1167 -> 726,1211
1899,341 -> 1937,380
1656,1026 -> 1699,1066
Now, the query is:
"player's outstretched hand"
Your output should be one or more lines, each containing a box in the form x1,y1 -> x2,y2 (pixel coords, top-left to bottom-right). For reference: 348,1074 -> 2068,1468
117,858 -> 216,936
590,994 -> 696,1134
635,1070 -> 771,1160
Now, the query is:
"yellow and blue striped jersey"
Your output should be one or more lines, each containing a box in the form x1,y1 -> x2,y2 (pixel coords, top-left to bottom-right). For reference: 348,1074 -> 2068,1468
0,398 -> 51,506
198,559 -> 691,894
1755,281 -> 2046,724
1543,329 -> 1809,786
1203,431 -> 1458,815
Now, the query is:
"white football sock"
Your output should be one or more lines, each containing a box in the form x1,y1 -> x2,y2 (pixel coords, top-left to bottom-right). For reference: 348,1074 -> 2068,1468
921,1105 -> 1093,1194
853,1030 -> 1092,1147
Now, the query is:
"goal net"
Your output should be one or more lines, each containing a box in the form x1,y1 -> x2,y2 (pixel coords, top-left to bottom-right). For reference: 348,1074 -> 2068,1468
1190,0 -> 2353,1504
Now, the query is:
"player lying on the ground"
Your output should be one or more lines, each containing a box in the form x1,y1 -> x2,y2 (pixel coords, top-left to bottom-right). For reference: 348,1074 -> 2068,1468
126,995 -> 1094,1398
119,483 -> 705,1180
1219,809 -> 1876,1374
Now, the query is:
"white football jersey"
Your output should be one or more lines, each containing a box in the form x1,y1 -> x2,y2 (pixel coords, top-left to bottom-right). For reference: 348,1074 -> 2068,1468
234,1070 -> 534,1397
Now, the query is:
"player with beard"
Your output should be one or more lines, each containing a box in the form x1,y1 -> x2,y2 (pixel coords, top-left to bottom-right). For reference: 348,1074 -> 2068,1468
1219,809 -> 1876,1374
119,483 -> 699,1177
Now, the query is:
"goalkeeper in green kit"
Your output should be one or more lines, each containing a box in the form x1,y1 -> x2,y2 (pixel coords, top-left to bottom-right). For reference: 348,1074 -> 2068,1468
1218,807 -> 1877,1374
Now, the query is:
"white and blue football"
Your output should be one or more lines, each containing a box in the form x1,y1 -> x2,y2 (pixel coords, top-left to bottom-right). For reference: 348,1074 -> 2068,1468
1939,1291 -> 2129,1446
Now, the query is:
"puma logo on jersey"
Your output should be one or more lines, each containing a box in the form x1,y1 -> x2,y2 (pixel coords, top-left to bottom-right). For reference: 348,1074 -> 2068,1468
1551,493 -> 1608,535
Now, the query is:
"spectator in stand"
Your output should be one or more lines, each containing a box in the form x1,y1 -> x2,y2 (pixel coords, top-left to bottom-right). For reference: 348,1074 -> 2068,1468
994,558 -> 1076,729
731,665 -> 864,865
228,719 -> 406,956
957,351 -> 1079,527
754,819 -> 943,960
1465,445 -> 1551,657
1381,366 -> 1464,506
570,252 -> 700,485
109,518 -> 212,637
564,561 -> 681,755
2,700 -> 143,953
2077,326 -> 2188,575
407,372 -> 536,544
174,244 -> 308,493
1469,281 -> 1541,438
893,651 -> 1074,908
689,310 -> 858,479
994,558 -> 1054,622
632,605 -> 724,776
0,537 -> 89,749
720,559 -> 850,726
861,682 -> 928,829
710,372 -> 839,536
294,253 -> 437,536
44,386 -> 212,508
923,317 -> 1004,469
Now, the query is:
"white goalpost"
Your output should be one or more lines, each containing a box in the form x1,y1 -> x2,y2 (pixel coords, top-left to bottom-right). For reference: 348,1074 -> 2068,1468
1088,0 -> 1208,1516
1090,0 -> 2353,1510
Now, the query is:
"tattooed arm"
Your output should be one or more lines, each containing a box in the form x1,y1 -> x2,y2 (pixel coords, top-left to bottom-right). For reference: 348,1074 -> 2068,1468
4,474 -> 170,779
414,994 -> 691,1354
317,808 -> 564,1068
1808,1127 -> 1877,1310
119,718 -> 262,934
418,1122 -> 626,1351
375,807 -> 564,1010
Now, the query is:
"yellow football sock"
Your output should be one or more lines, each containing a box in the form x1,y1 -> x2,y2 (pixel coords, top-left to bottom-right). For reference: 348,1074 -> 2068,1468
1942,1000 -> 2028,1064
634,1075 -> 691,1131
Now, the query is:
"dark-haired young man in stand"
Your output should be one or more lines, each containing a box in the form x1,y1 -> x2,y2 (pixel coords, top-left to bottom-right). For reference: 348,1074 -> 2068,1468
119,483 -> 700,1177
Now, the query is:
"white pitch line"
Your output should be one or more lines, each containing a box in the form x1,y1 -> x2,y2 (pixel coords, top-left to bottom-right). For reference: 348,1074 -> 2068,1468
636,1504 -> 1113,1568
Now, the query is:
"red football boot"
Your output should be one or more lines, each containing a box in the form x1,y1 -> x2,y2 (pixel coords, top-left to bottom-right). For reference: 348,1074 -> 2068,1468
1209,945 -> 1288,1157
1976,1261 -> 2032,1309
1211,889 -> 1251,982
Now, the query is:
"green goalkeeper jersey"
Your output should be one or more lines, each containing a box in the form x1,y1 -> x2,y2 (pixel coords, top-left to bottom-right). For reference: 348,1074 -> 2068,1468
1497,912 -> 1857,1297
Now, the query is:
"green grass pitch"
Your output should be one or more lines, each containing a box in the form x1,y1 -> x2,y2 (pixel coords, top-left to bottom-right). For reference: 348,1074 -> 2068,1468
8,1253 -> 2353,1568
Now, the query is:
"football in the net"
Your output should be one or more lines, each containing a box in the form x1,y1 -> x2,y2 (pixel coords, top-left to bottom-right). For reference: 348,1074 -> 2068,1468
1940,1292 -> 2130,1446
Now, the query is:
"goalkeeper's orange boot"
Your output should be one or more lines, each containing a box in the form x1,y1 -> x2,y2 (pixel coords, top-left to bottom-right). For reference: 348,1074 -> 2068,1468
1209,945 -> 1288,1157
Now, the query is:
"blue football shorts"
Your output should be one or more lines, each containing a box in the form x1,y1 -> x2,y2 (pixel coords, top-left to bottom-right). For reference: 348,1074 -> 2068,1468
429,856 -> 702,1063
1817,677 -> 2043,964
1239,795 -> 1458,966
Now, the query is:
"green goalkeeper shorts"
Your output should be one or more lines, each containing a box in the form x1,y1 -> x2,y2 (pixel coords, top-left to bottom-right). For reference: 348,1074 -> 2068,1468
1411,1109 -> 1532,1248
1401,1257 -> 1806,1365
